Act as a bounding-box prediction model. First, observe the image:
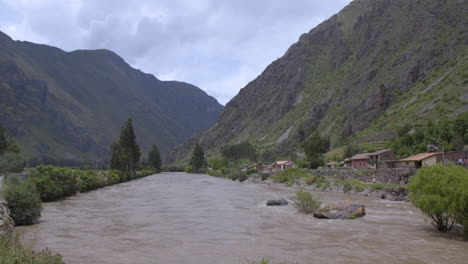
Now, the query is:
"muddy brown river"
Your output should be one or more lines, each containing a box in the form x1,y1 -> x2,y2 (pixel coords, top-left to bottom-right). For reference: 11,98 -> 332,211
17,172 -> 468,264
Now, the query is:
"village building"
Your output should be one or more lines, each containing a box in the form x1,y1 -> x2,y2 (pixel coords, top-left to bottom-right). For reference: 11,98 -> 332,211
343,158 -> 352,168
349,149 -> 395,169
326,161 -> 339,169
399,152 -> 442,168
442,150 -> 468,166
349,154 -> 371,169
243,164 -> 275,173
272,161 -> 296,171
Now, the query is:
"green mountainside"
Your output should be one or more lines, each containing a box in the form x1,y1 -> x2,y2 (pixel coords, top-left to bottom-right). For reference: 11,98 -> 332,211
169,0 -> 467,163
0,31 -> 223,165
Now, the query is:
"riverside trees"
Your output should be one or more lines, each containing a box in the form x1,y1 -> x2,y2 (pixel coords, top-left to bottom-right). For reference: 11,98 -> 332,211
408,164 -> 468,240
148,144 -> 162,171
0,124 -> 25,177
189,143 -> 205,172
110,118 -> 141,173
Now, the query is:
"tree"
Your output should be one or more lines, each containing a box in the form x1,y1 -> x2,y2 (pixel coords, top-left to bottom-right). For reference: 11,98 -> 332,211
303,131 -> 330,169
0,124 -> 7,154
110,118 -> 141,172
408,164 -> 468,238
148,144 -> 162,170
220,141 -> 256,161
0,153 -> 25,177
190,143 -> 205,172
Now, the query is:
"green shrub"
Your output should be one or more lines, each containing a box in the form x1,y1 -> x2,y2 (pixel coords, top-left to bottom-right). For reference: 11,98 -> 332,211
272,168 -> 311,184
4,178 -> 42,226
30,166 -> 78,201
253,258 -> 270,264
247,168 -> 258,175
0,234 -> 64,263
29,166 -> 155,202
343,181 -> 353,193
208,170 -> 223,177
222,168 -> 231,175
408,165 -> 468,234
184,165 -> 194,173
260,173 -> 270,181
292,188 -> 321,214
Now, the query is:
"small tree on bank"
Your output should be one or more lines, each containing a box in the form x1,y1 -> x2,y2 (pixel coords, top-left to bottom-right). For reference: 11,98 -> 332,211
190,143 -> 205,172
303,131 -> 330,169
110,118 -> 141,172
408,164 -> 468,239
148,144 -> 162,170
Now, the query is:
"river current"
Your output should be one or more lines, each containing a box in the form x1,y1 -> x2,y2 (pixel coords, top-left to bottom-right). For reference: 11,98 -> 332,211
17,172 -> 468,264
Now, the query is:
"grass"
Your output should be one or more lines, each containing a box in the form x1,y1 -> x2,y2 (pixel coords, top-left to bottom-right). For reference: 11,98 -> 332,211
272,168 -> 313,185
292,189 -> 322,214
0,234 -> 64,264
253,258 -> 270,264
335,179 -> 402,192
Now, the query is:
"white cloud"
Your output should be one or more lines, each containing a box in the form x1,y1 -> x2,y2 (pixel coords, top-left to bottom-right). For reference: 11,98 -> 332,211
0,0 -> 352,104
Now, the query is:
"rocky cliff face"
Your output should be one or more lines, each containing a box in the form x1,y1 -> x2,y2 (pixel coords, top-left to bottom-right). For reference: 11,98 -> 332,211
169,0 -> 467,162
0,31 -> 223,164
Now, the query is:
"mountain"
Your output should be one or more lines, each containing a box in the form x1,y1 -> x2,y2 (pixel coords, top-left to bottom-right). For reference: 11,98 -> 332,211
0,31 -> 223,165
169,0 -> 467,162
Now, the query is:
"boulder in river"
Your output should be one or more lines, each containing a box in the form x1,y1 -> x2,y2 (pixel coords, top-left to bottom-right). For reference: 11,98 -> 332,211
266,199 -> 288,206
313,203 -> 365,219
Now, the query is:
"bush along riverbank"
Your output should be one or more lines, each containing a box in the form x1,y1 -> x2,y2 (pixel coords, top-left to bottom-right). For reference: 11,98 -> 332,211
28,166 -> 157,202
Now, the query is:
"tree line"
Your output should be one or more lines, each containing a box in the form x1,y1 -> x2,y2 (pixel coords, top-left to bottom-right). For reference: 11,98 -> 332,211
110,118 -> 162,172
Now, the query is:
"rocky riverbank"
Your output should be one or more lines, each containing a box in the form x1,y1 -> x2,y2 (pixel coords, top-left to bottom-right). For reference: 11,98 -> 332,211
246,174 -> 408,201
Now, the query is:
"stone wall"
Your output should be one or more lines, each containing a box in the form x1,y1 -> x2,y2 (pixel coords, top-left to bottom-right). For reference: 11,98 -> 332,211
316,168 -> 417,185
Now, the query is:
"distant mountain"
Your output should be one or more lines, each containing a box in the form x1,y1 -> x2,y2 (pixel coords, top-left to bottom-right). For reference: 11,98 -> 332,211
0,31 -> 223,165
169,0 -> 467,162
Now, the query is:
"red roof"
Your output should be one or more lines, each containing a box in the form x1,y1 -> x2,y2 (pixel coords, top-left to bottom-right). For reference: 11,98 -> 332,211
350,154 -> 371,160
401,152 -> 441,161
368,149 -> 393,155
275,160 -> 295,165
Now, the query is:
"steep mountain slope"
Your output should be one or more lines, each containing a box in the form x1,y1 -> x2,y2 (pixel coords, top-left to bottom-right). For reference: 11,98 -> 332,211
0,31 -> 223,164
169,0 -> 467,162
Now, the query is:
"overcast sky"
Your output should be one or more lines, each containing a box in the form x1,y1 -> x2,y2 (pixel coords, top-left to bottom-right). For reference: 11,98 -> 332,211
0,0 -> 351,104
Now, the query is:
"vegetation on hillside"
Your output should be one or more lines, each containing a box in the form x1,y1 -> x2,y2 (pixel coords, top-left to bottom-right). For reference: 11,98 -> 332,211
220,141 -> 257,161
171,0 -> 467,164
408,165 -> 468,239
0,31 -> 223,164
389,112 -> 468,159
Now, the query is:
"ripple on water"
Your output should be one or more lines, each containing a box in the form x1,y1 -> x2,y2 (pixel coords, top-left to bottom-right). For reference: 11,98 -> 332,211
16,172 -> 468,264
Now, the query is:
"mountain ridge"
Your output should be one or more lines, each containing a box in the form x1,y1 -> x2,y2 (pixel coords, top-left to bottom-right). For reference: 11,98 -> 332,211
169,0 -> 467,163
0,31 -> 223,165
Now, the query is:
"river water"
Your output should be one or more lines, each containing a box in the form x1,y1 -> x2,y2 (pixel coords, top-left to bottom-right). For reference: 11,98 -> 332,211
17,172 -> 468,264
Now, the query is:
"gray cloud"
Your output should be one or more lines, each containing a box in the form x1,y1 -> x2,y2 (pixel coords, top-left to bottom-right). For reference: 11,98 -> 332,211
0,0 -> 351,104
